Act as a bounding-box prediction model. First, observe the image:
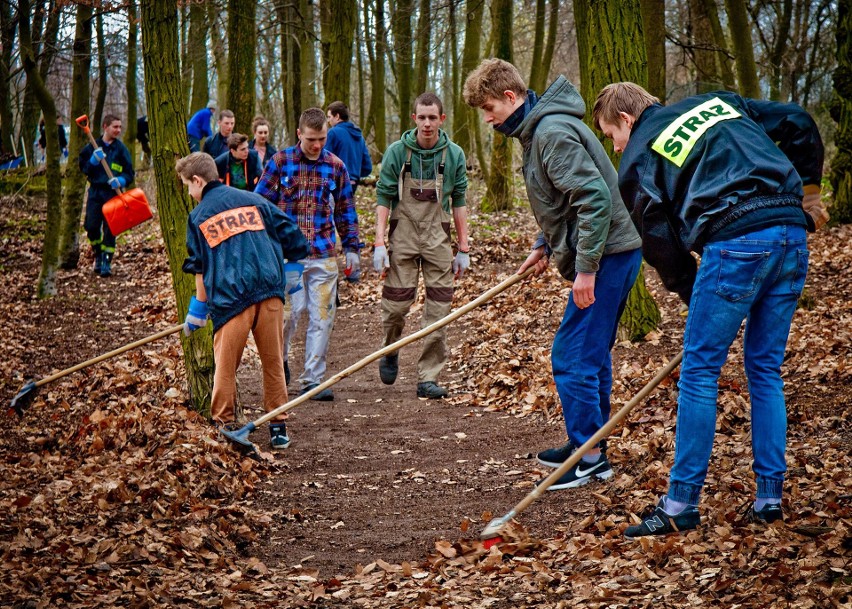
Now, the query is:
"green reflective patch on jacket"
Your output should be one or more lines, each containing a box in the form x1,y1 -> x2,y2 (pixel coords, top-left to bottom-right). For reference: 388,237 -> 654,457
110,162 -> 123,173
651,97 -> 741,167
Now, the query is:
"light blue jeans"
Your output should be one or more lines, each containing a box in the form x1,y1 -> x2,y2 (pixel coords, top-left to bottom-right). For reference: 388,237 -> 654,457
284,257 -> 338,388
668,224 -> 809,505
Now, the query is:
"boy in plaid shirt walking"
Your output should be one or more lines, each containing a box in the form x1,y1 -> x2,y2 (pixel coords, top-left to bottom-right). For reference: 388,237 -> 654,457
255,108 -> 361,401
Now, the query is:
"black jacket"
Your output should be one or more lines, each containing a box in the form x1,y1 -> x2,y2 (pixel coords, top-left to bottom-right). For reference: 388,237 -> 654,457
79,137 -> 135,188
214,149 -> 263,190
203,132 -> 229,159
618,91 -> 823,303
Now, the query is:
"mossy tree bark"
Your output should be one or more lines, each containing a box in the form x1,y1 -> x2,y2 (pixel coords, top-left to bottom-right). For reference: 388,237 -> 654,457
483,0 -> 513,213
141,0 -> 214,417
125,0 -> 139,165
19,0 -> 61,298
640,0 -> 666,101
830,0 -> 852,224
226,0 -> 257,134
452,0 -> 485,159
59,3 -> 94,270
93,11 -> 107,132
368,0 -> 387,153
392,0 -> 414,135
574,0 -> 661,339
320,0 -> 356,107
413,0 -> 430,95
724,0 -> 760,98
21,1 -> 45,164
189,0 -> 210,114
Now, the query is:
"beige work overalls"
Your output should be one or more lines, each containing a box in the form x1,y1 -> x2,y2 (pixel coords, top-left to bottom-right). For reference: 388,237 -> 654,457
381,148 -> 454,383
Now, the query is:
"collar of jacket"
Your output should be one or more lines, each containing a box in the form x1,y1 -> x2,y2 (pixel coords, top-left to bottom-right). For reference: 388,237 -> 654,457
495,89 -> 538,136
201,180 -> 224,199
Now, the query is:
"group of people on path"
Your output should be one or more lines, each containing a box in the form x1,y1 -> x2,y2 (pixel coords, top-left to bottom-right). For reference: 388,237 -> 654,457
80,57 -> 827,541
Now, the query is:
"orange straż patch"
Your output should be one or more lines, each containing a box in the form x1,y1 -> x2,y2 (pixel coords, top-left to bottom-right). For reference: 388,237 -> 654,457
200,206 -> 265,248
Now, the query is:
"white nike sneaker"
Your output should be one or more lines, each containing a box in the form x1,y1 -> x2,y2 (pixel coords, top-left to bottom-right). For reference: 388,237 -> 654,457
541,453 -> 613,491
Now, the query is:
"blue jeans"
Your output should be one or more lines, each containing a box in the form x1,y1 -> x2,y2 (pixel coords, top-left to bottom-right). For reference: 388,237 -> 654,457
668,224 -> 809,505
552,248 -> 642,448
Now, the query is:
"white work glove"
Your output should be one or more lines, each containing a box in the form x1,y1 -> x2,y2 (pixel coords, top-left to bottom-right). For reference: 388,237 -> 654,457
452,251 -> 470,278
373,245 -> 389,273
344,250 -> 361,283
802,185 -> 829,230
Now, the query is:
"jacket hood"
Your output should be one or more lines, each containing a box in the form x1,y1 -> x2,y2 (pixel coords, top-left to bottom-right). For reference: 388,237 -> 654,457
401,128 -> 450,154
511,76 -> 586,143
336,121 -> 365,140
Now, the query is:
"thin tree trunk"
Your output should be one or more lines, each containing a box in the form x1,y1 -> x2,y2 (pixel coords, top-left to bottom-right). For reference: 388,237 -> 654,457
277,0 -> 300,145
448,0 -> 459,128
59,3 -> 94,270
541,0 -> 558,90
19,0 -> 61,298
641,0 -> 667,101
210,1 -> 228,111
392,0 -> 413,134
180,5 -> 191,113
453,0 -> 485,159
725,0 -> 760,98
141,0 -> 214,417
356,5 -> 366,126
94,12 -> 107,131
528,0 -> 546,93
125,0 -> 138,166
689,0 -> 722,93
300,0 -> 318,109
414,0 -> 431,95
830,0 -> 852,224
575,0 -> 660,339
321,0 -> 356,105
0,1 -> 15,154
370,0 -> 387,152
21,0 -> 45,164
484,0 -> 513,213
189,0 -> 210,113
703,0 -> 735,90
226,0 -> 257,133
769,0 -> 793,101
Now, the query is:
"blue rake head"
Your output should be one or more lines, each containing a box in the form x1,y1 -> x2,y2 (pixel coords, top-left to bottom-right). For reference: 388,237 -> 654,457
219,422 -> 258,454
9,381 -> 37,417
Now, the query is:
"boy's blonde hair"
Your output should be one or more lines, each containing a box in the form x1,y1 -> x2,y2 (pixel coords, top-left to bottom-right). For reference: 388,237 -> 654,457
175,152 -> 218,183
593,82 -> 659,130
463,58 -> 527,108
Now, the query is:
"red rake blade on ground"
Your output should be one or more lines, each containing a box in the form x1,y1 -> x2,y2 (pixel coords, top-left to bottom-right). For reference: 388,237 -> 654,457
479,351 -> 684,542
221,270 -> 536,454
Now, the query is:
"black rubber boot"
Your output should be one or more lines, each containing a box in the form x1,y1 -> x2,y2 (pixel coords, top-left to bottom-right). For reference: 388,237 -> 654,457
92,247 -> 102,274
100,252 -> 113,277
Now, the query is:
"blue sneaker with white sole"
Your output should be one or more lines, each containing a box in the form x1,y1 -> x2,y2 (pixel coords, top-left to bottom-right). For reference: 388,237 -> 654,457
269,422 -> 290,450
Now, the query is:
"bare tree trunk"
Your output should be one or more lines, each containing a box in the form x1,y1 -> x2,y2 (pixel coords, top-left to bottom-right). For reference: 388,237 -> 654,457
703,0 -> 735,90
641,0 -> 667,101
689,0 -> 723,93
356,5 -> 366,126
321,0 -> 356,105
369,0 -> 387,152
210,1 -> 228,111
0,1 -> 16,154
59,3 -> 94,270
414,0 -> 431,95
125,0 -> 138,166
180,5 -> 191,113
20,0 -> 45,164
141,0 -> 215,417
725,0 -> 760,98
300,0 -> 318,109
574,0 -> 661,339
448,0 -> 459,125
94,11 -> 107,131
189,0 -> 210,113
226,0 -> 257,133
528,0 -> 546,93
830,0 -> 852,224
19,0 -> 61,298
541,0 -> 558,89
769,0 -> 793,101
484,0 -> 513,213
277,0 -> 299,145
453,0 -> 485,159
392,0 -> 413,134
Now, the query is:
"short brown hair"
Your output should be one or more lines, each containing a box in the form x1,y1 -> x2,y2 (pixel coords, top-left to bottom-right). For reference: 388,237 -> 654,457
251,116 -> 269,133
463,59 -> 527,108
299,107 -> 327,132
327,101 -> 349,121
593,83 -> 659,131
218,109 -> 235,121
102,113 -> 121,128
175,152 -> 219,183
413,92 -> 443,116
227,132 -> 248,150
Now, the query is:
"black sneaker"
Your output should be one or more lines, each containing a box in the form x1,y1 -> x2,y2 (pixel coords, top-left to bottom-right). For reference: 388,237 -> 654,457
750,502 -> 783,523
544,453 -> 613,490
302,383 -> 334,401
269,422 -> 290,450
624,498 -> 700,539
379,354 -> 399,385
537,439 -> 608,468
417,381 -> 448,399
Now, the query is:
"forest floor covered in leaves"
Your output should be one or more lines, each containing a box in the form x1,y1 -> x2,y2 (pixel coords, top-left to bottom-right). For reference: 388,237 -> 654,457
0,170 -> 850,608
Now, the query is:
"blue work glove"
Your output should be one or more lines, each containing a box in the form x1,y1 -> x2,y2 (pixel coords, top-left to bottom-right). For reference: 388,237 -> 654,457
344,251 -> 361,283
452,251 -> 470,278
373,245 -> 389,274
89,148 -> 105,165
108,176 -> 126,190
183,296 -> 209,336
284,261 -> 304,295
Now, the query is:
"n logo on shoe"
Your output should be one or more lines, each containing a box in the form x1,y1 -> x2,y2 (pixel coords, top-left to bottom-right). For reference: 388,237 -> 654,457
645,515 -> 666,533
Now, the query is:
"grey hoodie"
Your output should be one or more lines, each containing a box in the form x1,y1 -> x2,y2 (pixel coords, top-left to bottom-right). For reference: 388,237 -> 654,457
509,76 -> 641,279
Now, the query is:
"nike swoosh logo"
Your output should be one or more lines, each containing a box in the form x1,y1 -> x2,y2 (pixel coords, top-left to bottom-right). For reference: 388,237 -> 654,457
575,461 -> 603,477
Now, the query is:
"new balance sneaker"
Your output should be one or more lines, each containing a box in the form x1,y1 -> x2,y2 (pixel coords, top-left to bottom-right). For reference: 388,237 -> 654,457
750,502 -> 783,523
417,381 -> 449,399
624,498 -> 701,539
379,354 -> 399,385
269,422 -> 290,450
537,439 -> 608,468
544,453 -> 613,491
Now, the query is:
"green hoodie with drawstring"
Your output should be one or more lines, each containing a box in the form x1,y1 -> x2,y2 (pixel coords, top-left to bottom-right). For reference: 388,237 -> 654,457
376,128 -> 467,212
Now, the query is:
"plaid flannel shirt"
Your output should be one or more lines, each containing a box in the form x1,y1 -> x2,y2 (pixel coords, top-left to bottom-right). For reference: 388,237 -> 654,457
254,146 -> 359,259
